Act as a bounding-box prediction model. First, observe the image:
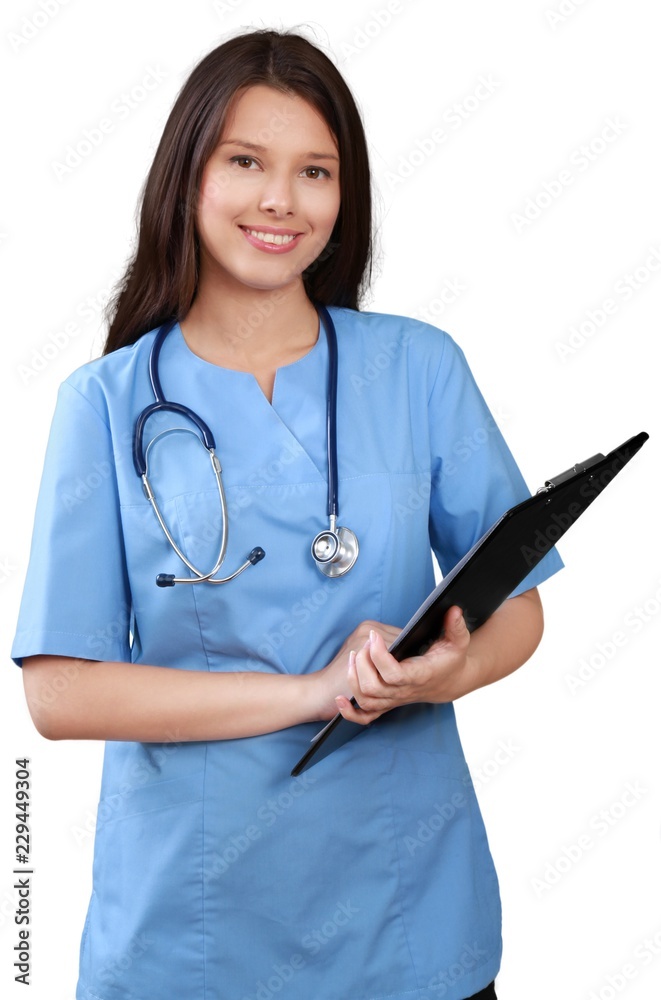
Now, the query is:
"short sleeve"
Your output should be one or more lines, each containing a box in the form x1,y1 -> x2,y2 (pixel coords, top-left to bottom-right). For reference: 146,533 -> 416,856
428,333 -> 563,597
11,381 -> 132,667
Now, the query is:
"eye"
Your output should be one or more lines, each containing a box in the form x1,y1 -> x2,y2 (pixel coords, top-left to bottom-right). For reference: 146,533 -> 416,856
230,155 -> 258,169
302,166 -> 331,180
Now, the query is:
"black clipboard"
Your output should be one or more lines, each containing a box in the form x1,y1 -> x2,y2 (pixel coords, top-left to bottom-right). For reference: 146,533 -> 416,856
291,432 -> 649,776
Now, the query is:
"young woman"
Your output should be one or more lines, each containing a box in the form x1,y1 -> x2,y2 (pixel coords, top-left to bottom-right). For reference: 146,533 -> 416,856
13,28 -> 562,1000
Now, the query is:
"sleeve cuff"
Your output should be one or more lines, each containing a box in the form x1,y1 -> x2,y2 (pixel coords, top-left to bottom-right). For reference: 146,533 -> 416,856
11,629 -> 131,668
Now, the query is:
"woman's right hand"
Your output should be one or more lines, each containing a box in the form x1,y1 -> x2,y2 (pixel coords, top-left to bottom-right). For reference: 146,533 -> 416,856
314,620 -> 401,723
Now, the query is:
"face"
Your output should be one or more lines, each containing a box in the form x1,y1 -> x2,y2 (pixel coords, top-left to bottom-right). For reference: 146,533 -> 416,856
194,84 -> 341,297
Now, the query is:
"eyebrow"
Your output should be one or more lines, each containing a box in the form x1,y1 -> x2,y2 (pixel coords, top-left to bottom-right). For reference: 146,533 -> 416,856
219,139 -> 339,161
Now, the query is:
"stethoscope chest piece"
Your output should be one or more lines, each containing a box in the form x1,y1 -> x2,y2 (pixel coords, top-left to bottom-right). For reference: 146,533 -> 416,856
311,519 -> 359,578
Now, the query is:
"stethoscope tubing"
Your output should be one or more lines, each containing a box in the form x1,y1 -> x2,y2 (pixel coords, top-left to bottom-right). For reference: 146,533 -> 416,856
320,302 -> 339,520
133,304 -> 338,507
131,302 -> 355,584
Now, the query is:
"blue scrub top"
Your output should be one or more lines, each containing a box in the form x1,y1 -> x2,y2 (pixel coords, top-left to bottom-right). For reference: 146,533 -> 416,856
12,307 -> 562,1000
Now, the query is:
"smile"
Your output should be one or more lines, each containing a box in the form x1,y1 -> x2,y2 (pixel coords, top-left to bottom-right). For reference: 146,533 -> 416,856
245,229 -> 297,245
239,226 -> 304,254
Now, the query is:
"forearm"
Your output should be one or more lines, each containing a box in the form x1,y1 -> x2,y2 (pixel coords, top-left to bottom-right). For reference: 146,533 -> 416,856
22,655 -> 322,742
460,587 -> 544,697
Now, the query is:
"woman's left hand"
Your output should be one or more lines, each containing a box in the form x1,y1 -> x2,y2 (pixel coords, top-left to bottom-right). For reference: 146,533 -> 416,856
334,605 -> 477,725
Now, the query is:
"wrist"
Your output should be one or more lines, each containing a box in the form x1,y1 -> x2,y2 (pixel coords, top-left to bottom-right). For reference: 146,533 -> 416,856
304,663 -> 343,723
452,652 -> 483,701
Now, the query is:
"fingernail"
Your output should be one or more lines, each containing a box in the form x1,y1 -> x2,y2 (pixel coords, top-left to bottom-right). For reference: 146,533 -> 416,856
348,650 -> 357,670
369,629 -> 377,645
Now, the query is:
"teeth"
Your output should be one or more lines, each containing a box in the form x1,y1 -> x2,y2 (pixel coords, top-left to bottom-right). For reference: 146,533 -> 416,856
247,229 -> 296,245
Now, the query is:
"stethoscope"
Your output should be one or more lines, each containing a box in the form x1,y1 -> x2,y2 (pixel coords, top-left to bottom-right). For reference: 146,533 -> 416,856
132,303 -> 359,587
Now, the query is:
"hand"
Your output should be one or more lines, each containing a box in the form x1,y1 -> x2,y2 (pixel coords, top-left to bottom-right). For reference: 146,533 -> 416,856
335,605 -> 475,726
314,620 -> 401,721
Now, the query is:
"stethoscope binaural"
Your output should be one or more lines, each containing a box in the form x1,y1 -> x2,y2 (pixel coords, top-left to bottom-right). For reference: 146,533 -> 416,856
132,303 -> 359,587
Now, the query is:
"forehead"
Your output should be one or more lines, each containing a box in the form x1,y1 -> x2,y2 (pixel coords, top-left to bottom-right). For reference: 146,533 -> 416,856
220,84 -> 338,150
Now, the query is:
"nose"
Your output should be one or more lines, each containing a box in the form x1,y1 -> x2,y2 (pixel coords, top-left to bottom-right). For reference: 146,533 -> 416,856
257,169 -> 296,217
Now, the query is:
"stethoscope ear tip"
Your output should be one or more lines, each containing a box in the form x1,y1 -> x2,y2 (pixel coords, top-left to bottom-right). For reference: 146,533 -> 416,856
249,547 -> 266,565
156,574 -> 176,588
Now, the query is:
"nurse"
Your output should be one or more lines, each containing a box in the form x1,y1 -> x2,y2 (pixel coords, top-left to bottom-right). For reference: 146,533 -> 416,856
13,28 -> 562,1000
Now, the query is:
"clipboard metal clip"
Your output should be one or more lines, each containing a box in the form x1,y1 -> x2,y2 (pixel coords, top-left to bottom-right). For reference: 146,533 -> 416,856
537,452 -> 605,493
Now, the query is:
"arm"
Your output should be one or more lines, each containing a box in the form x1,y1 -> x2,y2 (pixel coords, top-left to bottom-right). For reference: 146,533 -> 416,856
335,588 -> 544,724
22,590 -> 540,741
21,620 -> 402,742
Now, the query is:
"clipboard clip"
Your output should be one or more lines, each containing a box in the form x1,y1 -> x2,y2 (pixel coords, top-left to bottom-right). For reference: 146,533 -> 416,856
537,452 -> 605,492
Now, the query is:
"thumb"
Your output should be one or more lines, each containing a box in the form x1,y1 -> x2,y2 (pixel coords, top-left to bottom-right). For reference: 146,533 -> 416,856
446,606 -> 469,643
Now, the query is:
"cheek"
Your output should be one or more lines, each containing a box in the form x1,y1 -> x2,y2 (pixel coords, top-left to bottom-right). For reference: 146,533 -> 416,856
317,188 -> 341,235
197,171 -> 229,211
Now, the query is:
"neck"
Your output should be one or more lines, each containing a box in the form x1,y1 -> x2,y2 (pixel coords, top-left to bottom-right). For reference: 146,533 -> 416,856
180,277 -> 320,370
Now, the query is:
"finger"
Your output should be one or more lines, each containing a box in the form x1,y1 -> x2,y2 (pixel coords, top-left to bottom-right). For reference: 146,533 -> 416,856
366,629 -> 405,685
353,622 -> 400,652
443,606 -> 470,650
352,643 -> 392,699
376,624 -> 402,644
334,694 -> 383,726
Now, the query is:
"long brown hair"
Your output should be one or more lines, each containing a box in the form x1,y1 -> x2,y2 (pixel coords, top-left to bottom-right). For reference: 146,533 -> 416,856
103,28 -> 373,355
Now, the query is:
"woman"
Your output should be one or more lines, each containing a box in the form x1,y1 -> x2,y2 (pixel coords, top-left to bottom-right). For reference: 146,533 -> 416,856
13,28 -> 562,1000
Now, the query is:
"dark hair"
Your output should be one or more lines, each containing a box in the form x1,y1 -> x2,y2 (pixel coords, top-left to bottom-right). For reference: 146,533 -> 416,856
103,28 -> 373,354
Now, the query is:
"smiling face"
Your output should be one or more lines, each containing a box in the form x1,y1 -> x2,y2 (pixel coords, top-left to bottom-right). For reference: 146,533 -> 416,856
194,84 -> 341,298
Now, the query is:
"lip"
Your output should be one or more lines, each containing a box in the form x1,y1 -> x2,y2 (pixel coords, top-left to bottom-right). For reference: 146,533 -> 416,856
239,225 -> 305,254
240,224 -> 302,236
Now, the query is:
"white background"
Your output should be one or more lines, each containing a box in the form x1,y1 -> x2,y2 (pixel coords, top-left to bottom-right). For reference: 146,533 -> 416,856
1,1 -> 660,998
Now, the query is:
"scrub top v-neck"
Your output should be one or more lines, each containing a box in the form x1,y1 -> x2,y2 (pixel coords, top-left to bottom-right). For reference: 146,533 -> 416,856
172,316 -> 327,449
11,305 -> 563,1000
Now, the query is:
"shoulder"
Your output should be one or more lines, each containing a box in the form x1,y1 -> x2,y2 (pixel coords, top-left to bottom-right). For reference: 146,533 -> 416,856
327,305 -> 470,381
57,329 -> 158,425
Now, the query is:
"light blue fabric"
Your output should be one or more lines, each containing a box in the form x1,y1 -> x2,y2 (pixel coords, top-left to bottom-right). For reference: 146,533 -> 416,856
12,307 -> 563,1000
